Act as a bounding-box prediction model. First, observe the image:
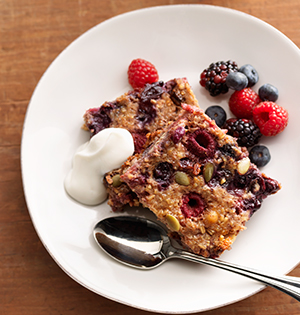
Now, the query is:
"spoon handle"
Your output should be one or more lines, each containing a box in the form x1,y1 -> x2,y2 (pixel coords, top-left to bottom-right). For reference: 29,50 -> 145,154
171,249 -> 300,301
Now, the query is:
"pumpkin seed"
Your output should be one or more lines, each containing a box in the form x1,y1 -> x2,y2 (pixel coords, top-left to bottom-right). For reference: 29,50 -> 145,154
175,171 -> 190,186
112,174 -> 122,187
203,162 -> 214,182
166,215 -> 180,231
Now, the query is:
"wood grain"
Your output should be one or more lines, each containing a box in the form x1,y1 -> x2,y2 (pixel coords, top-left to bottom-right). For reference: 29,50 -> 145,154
1,0 -> 300,314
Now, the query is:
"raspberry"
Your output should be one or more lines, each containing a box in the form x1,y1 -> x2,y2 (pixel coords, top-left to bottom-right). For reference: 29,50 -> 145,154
186,129 -> 216,158
252,101 -> 288,136
224,118 -> 262,147
181,193 -> 206,218
128,58 -> 159,89
171,126 -> 185,144
228,88 -> 261,119
131,131 -> 147,154
200,60 -> 238,96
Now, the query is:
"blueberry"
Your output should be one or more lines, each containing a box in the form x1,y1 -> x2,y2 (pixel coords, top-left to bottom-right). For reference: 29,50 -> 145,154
225,72 -> 248,91
205,105 -> 227,127
258,83 -> 279,102
153,162 -> 174,189
249,145 -> 271,167
239,64 -> 259,87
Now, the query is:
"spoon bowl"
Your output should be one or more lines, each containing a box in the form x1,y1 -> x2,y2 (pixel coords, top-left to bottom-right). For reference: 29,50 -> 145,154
94,215 -> 168,268
94,215 -> 300,302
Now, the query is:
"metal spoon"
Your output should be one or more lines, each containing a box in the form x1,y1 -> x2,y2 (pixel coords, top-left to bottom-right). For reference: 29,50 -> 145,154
93,215 -> 300,302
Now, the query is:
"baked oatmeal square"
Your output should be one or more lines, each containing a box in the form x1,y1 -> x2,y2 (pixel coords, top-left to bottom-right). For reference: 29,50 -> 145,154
121,104 -> 280,257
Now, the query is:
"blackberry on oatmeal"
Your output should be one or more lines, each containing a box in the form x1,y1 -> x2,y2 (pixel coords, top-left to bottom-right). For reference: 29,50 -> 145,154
121,104 -> 281,258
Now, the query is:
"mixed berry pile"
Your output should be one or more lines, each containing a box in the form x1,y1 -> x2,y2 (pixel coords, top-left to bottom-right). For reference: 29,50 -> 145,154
200,60 -> 288,167
127,58 -> 289,168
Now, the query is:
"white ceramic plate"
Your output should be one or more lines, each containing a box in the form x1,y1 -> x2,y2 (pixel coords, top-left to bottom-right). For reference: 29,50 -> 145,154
21,5 -> 300,314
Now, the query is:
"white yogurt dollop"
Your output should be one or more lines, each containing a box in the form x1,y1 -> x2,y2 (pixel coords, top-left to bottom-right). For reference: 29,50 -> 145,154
65,128 -> 134,206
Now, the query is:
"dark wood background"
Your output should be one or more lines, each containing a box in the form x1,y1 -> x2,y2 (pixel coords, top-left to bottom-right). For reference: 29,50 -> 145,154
1,0 -> 300,314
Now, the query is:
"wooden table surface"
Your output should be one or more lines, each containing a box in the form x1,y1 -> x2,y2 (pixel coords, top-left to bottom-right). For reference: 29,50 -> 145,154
1,0 -> 300,314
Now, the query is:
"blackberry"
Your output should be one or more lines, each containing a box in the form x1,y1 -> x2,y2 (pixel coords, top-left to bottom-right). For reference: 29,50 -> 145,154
224,118 -> 262,148
200,60 -> 238,96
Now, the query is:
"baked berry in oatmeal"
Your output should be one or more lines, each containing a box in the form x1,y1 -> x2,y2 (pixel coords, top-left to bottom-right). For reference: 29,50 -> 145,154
83,78 -> 200,211
121,104 -> 281,258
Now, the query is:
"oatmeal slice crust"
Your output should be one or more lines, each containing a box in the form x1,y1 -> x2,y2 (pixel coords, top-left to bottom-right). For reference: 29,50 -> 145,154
121,104 -> 281,258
